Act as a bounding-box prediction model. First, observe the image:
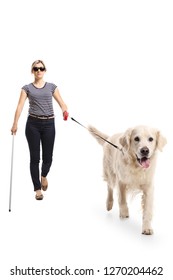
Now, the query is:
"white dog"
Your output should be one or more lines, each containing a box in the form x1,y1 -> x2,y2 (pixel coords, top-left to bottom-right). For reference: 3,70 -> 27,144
88,125 -> 167,235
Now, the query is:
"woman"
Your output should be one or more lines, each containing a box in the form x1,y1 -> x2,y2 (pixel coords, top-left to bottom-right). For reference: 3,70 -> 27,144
11,60 -> 69,200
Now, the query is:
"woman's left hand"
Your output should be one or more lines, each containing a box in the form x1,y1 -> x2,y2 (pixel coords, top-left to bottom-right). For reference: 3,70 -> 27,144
63,111 -> 69,121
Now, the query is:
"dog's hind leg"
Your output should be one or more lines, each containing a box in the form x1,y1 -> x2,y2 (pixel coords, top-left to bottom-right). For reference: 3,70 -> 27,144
104,155 -> 116,211
106,185 -> 114,211
105,173 -> 115,211
118,182 -> 129,218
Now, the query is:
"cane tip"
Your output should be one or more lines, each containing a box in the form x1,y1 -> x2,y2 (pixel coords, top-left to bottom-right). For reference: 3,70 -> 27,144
9,209 -> 11,212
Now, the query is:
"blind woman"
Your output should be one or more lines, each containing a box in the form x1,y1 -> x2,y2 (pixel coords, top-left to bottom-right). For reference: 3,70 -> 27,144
11,60 -> 69,200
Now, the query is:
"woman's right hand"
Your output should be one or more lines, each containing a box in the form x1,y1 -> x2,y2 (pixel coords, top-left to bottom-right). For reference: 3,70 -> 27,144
11,124 -> 17,135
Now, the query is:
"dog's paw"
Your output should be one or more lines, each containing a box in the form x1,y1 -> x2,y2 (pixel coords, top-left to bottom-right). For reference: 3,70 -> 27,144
119,206 -> 129,218
106,199 -> 113,211
142,228 -> 153,235
120,213 -> 129,219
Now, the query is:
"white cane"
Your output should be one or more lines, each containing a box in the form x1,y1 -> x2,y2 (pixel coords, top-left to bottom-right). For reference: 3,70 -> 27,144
9,134 -> 15,212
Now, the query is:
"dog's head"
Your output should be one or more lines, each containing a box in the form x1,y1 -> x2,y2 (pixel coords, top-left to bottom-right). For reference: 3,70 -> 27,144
119,126 -> 167,168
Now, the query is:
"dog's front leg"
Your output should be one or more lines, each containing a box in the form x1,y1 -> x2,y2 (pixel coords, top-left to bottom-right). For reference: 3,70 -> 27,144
141,186 -> 154,235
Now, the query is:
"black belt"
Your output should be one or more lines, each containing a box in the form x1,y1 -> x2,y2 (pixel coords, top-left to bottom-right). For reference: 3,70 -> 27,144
29,114 -> 54,120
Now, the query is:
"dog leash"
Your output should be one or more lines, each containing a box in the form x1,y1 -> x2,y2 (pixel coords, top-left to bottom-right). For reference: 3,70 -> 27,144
71,117 -> 123,154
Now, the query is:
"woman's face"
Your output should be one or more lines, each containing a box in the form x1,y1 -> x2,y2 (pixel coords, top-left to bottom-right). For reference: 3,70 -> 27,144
32,62 -> 46,79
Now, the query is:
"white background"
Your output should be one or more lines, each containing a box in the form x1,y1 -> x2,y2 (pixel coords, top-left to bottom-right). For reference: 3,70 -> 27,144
0,0 -> 173,279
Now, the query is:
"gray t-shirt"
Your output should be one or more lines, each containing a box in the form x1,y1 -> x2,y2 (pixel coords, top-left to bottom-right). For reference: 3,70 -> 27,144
22,82 -> 57,116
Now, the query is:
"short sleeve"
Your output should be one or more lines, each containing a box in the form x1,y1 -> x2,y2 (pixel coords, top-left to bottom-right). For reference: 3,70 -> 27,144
22,84 -> 29,95
51,83 -> 57,94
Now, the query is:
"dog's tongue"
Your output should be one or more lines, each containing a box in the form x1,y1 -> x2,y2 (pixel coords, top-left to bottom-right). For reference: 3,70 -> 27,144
140,158 -> 150,168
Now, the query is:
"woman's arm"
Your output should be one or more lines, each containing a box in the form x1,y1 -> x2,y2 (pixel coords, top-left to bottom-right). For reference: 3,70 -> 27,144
53,87 -> 68,113
11,89 -> 27,134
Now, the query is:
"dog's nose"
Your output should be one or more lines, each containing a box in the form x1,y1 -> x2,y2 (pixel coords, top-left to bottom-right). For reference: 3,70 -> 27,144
140,147 -> 149,156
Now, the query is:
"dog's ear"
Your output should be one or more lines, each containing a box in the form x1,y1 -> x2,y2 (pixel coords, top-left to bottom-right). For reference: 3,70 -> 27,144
119,128 -> 132,150
156,131 -> 167,151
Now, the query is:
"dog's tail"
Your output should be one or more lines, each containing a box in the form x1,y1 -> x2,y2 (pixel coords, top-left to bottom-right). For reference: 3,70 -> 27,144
88,125 -> 109,146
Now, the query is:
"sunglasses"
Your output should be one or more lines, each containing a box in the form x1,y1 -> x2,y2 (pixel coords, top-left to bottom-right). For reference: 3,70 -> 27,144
33,67 -> 45,72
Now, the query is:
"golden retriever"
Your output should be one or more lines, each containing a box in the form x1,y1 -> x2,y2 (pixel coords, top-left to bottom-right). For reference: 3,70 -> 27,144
88,125 -> 167,235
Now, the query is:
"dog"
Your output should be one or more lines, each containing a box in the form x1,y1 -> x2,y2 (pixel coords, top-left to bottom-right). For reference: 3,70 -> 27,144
88,125 -> 167,235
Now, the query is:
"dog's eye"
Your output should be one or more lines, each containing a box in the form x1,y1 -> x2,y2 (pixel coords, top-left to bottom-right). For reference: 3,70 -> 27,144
148,137 -> 154,142
134,136 -> 140,142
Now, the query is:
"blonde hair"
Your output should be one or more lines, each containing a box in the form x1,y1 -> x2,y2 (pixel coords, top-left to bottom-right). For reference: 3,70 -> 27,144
31,60 -> 47,72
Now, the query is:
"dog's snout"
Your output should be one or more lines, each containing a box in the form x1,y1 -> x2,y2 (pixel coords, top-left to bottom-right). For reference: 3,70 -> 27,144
140,147 -> 149,156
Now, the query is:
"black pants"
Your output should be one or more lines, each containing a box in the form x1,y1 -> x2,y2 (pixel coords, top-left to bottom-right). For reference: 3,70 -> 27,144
25,116 -> 55,191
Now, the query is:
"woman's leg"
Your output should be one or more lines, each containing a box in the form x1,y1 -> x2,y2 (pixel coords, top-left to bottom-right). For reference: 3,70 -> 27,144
25,118 -> 41,191
41,119 -> 55,178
